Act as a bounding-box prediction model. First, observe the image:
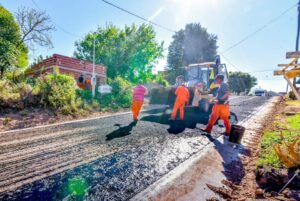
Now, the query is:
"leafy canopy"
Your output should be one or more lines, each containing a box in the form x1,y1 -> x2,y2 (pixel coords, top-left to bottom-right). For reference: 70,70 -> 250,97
74,23 -> 164,83
228,71 -> 257,93
167,23 -> 218,70
0,6 -> 28,78
166,23 -> 218,84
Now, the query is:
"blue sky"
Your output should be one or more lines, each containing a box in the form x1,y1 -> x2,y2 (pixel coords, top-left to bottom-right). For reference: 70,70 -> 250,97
0,0 -> 298,92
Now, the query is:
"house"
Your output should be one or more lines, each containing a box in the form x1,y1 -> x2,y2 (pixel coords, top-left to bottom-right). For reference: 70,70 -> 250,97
26,54 -> 107,87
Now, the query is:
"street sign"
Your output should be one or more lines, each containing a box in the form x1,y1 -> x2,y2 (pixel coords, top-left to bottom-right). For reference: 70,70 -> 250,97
98,85 -> 112,94
91,76 -> 96,86
286,51 -> 300,59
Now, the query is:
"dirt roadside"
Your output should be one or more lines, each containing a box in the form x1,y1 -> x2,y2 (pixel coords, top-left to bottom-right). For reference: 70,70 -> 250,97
131,97 -> 281,201
0,106 -> 130,132
0,99 -> 160,132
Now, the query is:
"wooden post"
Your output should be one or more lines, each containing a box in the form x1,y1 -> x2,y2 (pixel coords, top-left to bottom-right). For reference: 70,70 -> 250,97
284,74 -> 300,101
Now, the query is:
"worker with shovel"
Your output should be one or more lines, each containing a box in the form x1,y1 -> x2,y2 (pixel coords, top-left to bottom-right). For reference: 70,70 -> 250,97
170,82 -> 190,121
202,74 -> 231,135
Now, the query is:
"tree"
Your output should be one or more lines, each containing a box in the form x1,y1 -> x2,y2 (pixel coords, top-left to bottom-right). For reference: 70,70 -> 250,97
167,23 -> 218,83
74,24 -> 164,83
0,6 -> 28,79
228,71 -> 257,93
15,7 -> 55,49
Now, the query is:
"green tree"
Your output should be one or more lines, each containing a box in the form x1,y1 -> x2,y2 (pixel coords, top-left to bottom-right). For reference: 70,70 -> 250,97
74,24 -> 164,83
167,23 -> 218,73
228,71 -> 257,93
0,6 -> 28,79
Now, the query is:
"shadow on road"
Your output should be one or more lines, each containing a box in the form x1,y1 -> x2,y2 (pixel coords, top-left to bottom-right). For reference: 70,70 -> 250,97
106,121 -> 137,141
201,133 -> 246,185
141,114 -> 187,134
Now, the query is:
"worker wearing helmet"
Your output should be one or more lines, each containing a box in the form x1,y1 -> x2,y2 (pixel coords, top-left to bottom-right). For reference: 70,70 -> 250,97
202,74 -> 231,135
170,82 -> 190,121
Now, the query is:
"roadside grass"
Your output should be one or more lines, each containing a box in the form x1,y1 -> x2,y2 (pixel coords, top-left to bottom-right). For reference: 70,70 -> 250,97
286,100 -> 300,106
257,100 -> 300,169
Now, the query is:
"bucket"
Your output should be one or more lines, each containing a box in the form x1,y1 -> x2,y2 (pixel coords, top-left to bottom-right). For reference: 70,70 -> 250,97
229,125 -> 245,144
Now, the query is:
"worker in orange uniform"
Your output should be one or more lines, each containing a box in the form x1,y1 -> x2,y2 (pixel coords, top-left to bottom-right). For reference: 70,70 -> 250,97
202,74 -> 231,135
132,81 -> 148,121
170,83 -> 190,121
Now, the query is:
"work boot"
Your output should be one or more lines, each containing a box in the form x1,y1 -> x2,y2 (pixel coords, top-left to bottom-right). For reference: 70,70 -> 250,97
221,132 -> 230,136
200,128 -> 211,134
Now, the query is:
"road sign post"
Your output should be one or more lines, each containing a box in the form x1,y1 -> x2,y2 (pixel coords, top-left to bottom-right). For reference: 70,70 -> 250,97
275,51 -> 300,101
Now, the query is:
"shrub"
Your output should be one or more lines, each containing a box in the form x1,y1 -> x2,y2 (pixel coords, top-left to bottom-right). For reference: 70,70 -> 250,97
0,80 -> 35,109
154,74 -> 169,87
34,73 -> 77,114
76,89 -> 93,101
99,77 -> 132,109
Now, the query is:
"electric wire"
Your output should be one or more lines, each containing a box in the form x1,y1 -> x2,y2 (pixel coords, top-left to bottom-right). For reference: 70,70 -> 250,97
222,3 -> 297,53
31,0 -> 80,38
100,0 -> 176,33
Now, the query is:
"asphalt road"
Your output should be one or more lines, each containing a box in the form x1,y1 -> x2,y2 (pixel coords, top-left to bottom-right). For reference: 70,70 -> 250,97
0,96 -> 269,201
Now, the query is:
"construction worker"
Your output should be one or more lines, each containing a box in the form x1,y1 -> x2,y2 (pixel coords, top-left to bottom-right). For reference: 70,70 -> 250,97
202,74 -> 231,135
209,81 -> 219,97
132,81 -> 148,121
170,82 -> 190,121
78,74 -> 84,89
192,82 -> 205,106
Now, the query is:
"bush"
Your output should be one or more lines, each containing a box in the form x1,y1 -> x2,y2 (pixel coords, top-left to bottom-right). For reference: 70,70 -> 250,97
288,91 -> 297,100
76,89 -> 93,101
0,80 -> 35,109
34,73 -> 77,114
99,77 -> 132,109
154,74 -> 169,87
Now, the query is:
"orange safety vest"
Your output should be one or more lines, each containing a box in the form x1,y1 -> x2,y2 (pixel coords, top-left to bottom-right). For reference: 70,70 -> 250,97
175,86 -> 190,103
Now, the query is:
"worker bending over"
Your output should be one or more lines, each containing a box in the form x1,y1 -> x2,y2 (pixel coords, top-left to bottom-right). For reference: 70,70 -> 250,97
132,82 -> 148,121
170,83 -> 190,121
203,74 -> 231,135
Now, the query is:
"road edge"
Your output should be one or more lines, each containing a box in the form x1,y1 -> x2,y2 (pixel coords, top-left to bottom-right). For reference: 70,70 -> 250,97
0,105 -> 166,134
131,97 -> 281,201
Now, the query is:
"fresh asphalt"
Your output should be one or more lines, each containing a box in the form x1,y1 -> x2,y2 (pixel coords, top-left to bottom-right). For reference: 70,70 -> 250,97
0,96 -> 270,201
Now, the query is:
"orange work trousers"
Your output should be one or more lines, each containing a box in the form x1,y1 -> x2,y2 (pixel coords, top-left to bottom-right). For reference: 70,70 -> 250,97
132,100 -> 144,120
171,101 -> 185,120
206,104 -> 231,134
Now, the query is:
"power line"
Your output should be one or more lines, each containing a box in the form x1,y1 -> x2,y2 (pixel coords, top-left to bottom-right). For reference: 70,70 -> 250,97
248,69 -> 275,73
219,52 -> 277,74
218,52 -> 242,71
31,0 -> 80,38
222,3 -> 297,53
100,0 -> 176,33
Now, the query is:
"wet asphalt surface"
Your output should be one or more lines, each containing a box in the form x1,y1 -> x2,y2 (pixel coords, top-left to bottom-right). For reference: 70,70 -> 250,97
0,96 -> 269,201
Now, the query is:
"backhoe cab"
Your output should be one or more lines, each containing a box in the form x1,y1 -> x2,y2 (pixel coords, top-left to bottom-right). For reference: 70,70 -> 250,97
185,62 -> 229,89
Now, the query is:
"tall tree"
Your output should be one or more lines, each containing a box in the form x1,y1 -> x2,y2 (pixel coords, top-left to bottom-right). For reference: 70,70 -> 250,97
0,6 -> 28,79
167,23 -> 218,70
74,24 -> 164,83
15,7 -> 55,49
228,71 -> 257,93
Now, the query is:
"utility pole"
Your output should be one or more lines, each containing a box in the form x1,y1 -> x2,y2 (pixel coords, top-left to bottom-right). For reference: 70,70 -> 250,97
92,36 -> 96,97
294,0 -> 300,86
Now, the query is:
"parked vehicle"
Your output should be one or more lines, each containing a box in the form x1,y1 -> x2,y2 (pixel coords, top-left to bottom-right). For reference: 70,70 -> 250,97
254,89 -> 266,96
